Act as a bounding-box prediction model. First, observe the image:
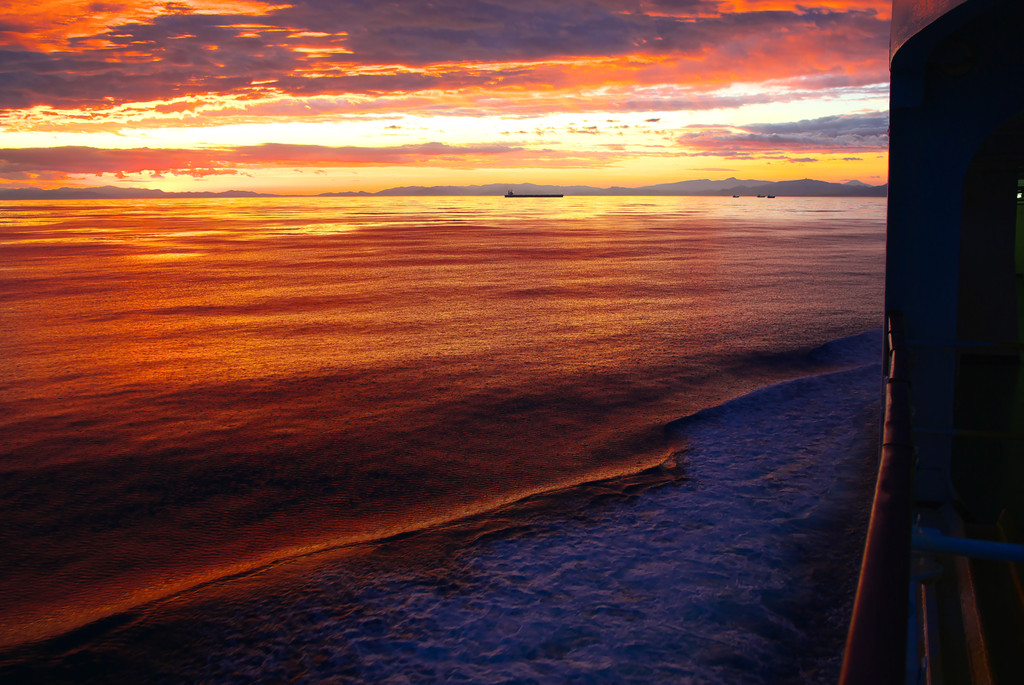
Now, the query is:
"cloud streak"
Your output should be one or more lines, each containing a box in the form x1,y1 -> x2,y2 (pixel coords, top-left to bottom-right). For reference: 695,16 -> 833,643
0,109 -> 888,182
0,141 -> 626,179
676,112 -> 889,157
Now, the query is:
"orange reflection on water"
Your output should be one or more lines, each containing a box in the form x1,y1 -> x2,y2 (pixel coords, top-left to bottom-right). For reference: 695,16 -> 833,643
0,196 -> 885,650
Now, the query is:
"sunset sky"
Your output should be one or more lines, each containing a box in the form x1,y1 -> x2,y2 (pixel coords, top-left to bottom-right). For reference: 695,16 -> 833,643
0,0 -> 891,194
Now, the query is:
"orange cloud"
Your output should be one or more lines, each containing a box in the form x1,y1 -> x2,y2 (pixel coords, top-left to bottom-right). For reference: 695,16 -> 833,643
719,1 -> 889,16
0,0 -> 287,51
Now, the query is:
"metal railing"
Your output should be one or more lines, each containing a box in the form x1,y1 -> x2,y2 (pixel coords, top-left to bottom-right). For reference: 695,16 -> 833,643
840,311 -> 915,684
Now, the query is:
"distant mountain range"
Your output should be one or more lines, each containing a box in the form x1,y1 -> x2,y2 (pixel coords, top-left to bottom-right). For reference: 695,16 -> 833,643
0,178 -> 886,201
0,186 -> 265,200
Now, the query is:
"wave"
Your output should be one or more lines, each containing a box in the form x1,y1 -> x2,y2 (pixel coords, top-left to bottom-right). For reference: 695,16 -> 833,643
1,330 -> 883,684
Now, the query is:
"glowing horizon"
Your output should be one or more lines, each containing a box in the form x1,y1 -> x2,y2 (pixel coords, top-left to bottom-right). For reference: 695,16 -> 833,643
0,1 -> 891,194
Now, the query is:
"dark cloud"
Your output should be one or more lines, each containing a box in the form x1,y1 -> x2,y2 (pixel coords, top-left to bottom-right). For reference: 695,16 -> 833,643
746,113 -> 888,138
677,112 -> 889,156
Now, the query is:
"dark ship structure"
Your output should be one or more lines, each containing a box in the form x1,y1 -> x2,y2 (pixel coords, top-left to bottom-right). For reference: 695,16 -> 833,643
842,1 -> 1024,682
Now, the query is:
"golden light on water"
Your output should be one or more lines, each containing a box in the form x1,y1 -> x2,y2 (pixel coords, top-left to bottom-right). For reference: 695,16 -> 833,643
0,196 -> 886,649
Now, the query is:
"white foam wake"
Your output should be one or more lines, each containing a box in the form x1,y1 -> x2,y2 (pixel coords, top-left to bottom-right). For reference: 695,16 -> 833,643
130,331 -> 882,684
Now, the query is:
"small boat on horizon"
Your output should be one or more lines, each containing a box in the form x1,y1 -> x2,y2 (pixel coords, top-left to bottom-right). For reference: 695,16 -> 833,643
505,189 -> 563,198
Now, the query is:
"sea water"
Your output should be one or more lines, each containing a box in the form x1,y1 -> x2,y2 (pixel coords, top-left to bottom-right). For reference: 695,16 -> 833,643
0,196 -> 884,682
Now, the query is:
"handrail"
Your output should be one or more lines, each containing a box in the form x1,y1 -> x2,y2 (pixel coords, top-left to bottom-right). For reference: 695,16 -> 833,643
913,426 -> 1024,440
905,337 -> 1024,351
912,528 -> 1024,563
840,311 -> 915,684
